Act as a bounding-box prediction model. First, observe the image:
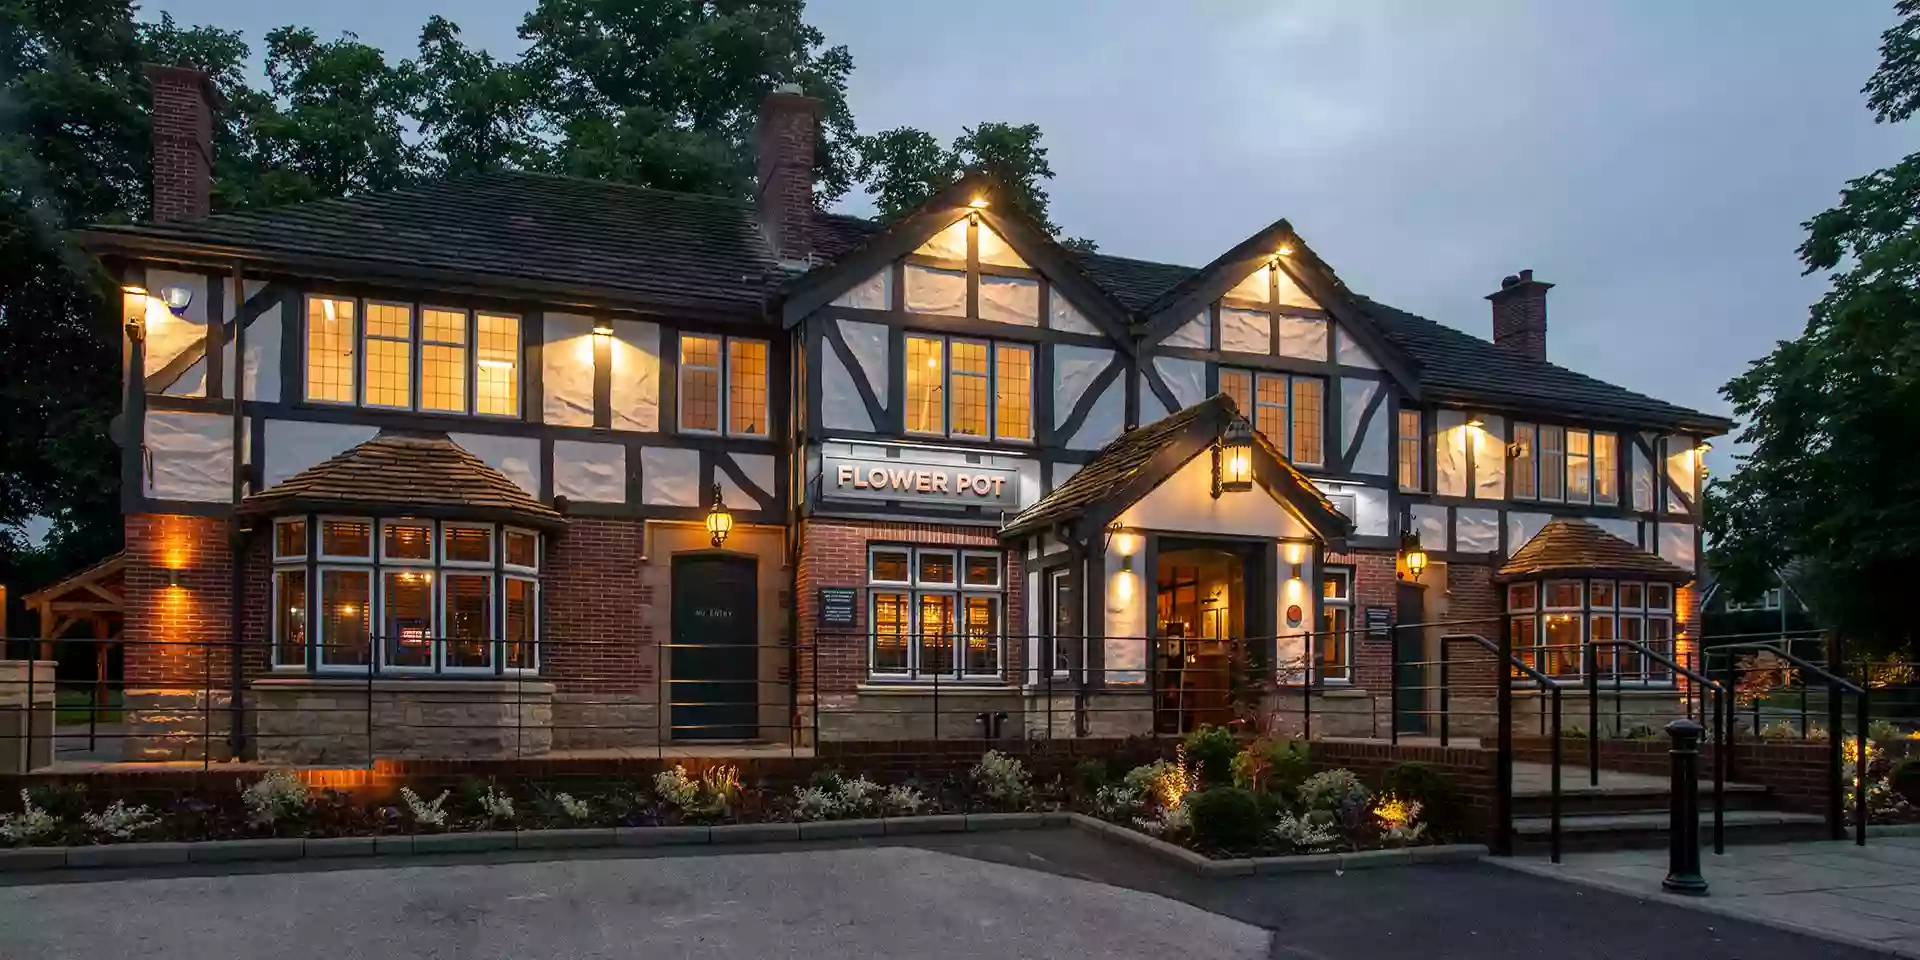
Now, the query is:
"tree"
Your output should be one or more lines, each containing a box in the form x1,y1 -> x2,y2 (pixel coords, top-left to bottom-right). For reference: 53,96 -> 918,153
412,15 -> 546,177
855,121 -> 1095,250
1707,2 -> 1920,656
518,0 -> 857,201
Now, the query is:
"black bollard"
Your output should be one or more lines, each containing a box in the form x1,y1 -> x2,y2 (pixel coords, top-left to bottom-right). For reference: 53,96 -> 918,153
1662,718 -> 1709,896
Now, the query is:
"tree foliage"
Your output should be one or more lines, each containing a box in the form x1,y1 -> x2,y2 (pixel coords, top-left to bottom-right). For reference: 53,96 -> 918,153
1707,3 -> 1920,656
855,121 -> 1094,250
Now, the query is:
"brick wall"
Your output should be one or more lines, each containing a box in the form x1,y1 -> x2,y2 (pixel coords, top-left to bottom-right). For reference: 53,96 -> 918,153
795,518 -> 1025,696
1308,738 -> 1500,842
1333,548 -> 1397,691
1514,736 -> 1835,816
755,89 -> 819,262
545,518 -> 652,692
125,513 -> 233,687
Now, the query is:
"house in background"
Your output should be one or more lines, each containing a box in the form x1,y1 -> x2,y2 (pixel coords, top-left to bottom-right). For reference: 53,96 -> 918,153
70,67 -> 1729,763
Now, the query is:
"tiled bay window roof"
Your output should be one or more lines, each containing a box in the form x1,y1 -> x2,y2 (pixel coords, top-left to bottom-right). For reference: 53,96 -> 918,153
1497,518 -> 1691,583
239,431 -> 564,531
83,170 -> 1726,431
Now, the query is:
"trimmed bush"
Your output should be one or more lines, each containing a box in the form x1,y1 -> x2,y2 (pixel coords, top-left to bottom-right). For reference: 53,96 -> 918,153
1892,758 -> 1920,805
1184,725 -> 1239,788
1187,786 -> 1265,852
1230,738 -> 1311,800
1379,761 -> 1466,840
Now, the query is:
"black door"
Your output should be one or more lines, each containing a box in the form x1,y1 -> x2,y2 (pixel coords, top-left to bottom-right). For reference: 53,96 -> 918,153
1395,581 -> 1428,735
670,555 -> 759,741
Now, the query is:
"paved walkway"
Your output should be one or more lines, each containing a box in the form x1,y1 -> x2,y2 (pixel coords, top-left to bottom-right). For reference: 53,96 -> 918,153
1498,835 -> 1920,957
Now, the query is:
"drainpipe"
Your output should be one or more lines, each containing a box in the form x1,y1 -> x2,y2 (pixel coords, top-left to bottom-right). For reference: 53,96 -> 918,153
227,261 -> 248,759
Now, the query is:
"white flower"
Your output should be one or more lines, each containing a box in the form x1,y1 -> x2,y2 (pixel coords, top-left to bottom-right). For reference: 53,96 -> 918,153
401,787 -> 450,828
241,770 -> 310,827
82,800 -> 157,840
0,790 -> 60,846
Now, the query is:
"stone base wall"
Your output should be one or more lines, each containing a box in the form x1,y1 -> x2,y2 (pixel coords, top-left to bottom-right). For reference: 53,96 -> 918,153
815,689 -> 1028,741
551,693 -> 660,750
250,679 -> 554,764
0,661 -> 56,772
123,688 -> 236,761
1080,691 -> 1155,739
1262,688 -> 1384,739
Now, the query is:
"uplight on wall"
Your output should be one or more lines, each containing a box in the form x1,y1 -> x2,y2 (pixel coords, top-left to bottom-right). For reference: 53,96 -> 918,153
1466,414 -> 1486,428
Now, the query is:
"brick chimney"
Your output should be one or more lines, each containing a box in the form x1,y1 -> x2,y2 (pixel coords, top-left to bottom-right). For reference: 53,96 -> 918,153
1486,268 -> 1553,362
145,64 -> 219,222
756,83 -> 821,266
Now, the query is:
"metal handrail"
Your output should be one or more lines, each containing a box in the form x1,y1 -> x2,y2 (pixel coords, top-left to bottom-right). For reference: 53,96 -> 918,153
1441,632 -> 1564,863
1711,640 -> 1867,845
1594,637 -> 1729,854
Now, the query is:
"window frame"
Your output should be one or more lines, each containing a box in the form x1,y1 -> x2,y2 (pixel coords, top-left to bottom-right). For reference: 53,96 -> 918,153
1319,567 -> 1353,684
676,332 -> 770,438
866,544 -> 1006,682
900,332 -> 1034,445
303,295 -> 359,406
1505,576 -> 1677,687
1397,407 -> 1423,492
417,305 -> 471,415
1219,367 -> 1326,466
302,295 -> 521,419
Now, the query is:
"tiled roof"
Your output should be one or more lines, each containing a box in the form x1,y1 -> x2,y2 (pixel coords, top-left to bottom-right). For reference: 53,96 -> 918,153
86,170 -> 881,313
1002,400 -> 1214,538
240,431 -> 563,529
1497,518 -> 1691,582
1069,250 -> 1198,313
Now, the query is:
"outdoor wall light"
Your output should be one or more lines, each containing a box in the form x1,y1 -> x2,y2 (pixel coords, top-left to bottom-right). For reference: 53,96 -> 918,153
1289,562 -> 1303,581
1275,243 -> 1295,257
1212,417 -> 1254,498
1466,415 -> 1486,428
592,320 -> 614,336
968,196 -> 990,209
160,284 -> 192,313
705,483 -> 734,548
1399,531 -> 1429,582
165,568 -> 182,589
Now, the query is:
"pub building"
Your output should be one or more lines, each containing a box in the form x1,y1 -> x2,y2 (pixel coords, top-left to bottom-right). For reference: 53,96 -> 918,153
73,70 -> 1727,761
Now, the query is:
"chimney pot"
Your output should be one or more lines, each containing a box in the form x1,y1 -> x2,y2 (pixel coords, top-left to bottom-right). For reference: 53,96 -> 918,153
756,85 -> 822,266
144,63 -> 219,222
1486,269 -> 1553,362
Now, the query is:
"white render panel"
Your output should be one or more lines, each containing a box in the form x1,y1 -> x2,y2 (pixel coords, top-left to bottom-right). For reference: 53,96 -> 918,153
1410,503 -> 1450,551
1138,373 -> 1170,426
166,358 -> 208,397
139,270 -> 209,378
1220,308 -> 1271,355
1356,386 -> 1391,476
1052,345 -> 1114,429
1631,440 -> 1655,512
640,446 -> 701,507
609,319 -> 660,432
831,268 -> 891,310
1154,357 -> 1206,409
904,264 -> 967,315
977,221 -> 1028,268
1665,435 -> 1697,512
542,312 -> 596,428
1163,312 -> 1210,349
1339,379 -> 1378,463
820,345 -> 873,432
1275,548 -> 1318,680
1657,522 -> 1697,573
1315,480 -> 1389,537
1473,415 -> 1507,500
144,410 -> 231,501
553,440 -> 625,503
1506,511 -> 1553,556
728,452 -> 778,508
916,218 -> 968,260
220,301 -> 283,403
1334,325 -> 1379,369
1229,264 -> 1272,302
1274,265 -> 1320,309
1591,517 -> 1643,548
1105,539 -> 1146,684
449,432 -> 541,498
839,319 -> 889,402
1051,462 -> 1081,490
979,275 -> 1040,326
1049,293 -> 1102,335
1067,374 -> 1125,451
1117,451 -> 1313,540
1455,508 -> 1500,554
1276,314 -> 1328,361
1435,410 -> 1469,498
263,419 -> 377,488
1016,458 -> 1042,510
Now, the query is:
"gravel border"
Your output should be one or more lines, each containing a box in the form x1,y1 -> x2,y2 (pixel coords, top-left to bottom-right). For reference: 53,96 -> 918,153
0,811 -> 1486,876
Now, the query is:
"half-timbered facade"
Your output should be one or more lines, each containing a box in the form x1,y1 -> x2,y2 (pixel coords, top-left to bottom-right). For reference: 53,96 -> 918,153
76,71 -> 1729,760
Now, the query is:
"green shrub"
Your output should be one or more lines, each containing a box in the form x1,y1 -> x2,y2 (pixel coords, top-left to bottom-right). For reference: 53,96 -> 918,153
1184,725 -> 1239,788
1186,786 -> 1266,852
1868,720 -> 1903,746
1379,761 -> 1466,840
1891,759 -> 1920,805
1073,758 -> 1110,795
1230,738 -> 1311,799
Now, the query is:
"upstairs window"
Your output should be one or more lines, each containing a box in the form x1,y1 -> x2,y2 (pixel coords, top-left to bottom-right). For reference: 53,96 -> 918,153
679,333 -> 769,437
1510,422 -> 1618,506
1220,368 -> 1325,467
1397,407 -> 1422,492
903,333 -> 1033,442
303,295 -> 520,417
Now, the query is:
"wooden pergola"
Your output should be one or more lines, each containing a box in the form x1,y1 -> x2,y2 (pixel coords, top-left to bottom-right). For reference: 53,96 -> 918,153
21,552 -> 124,686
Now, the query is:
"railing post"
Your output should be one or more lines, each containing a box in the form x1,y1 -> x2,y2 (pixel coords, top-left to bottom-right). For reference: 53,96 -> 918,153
1549,684 -> 1563,865
1713,688 -> 1726,855
1855,687 -> 1869,847
1496,620 -> 1515,857
1303,648 -> 1313,743
23,656 -> 34,774
1388,627 -> 1399,745
1585,639 -> 1599,787
1721,652 -> 1741,784
1438,645 -> 1450,748
1661,718 -> 1708,896
1827,674 -> 1844,841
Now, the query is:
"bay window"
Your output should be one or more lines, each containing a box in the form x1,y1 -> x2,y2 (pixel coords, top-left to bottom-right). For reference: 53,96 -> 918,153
679,333 -> 769,436
868,545 -> 1005,681
303,295 -> 520,417
902,334 -> 1034,442
273,516 -> 541,674
1507,577 -> 1676,683
1219,368 -> 1325,466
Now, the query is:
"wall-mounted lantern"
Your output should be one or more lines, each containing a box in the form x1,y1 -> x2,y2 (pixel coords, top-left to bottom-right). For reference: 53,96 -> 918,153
1212,417 -> 1255,498
705,483 -> 734,548
1399,530 -> 1429,582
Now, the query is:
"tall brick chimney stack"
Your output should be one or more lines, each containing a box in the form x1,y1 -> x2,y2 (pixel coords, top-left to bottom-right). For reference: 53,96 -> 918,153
756,83 -> 821,267
1487,268 -> 1553,362
145,64 -> 220,222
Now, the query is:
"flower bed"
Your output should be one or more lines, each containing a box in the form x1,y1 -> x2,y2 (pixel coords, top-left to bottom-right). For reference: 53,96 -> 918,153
0,735 -> 1465,862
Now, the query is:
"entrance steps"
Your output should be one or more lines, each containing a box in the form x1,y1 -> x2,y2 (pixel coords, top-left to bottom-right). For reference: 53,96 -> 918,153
1509,762 -> 1826,852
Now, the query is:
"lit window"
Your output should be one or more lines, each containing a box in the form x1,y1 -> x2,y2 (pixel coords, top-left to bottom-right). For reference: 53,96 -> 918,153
420,307 -> 468,414
320,519 -> 372,560
868,546 -> 1004,681
1291,377 -> 1324,466
1319,569 -> 1352,683
318,569 -> 372,668
273,569 -> 306,669
1511,423 -> 1538,500
443,574 -> 493,670
678,333 -> 767,437
273,518 -> 307,561
503,576 -> 538,671
475,313 -> 520,416
903,334 -> 1032,441
363,303 -> 412,408
381,569 -> 434,669
1539,426 -> 1566,501
1221,367 -> 1325,466
305,297 -> 357,403
1593,432 -> 1618,505
1397,408 -> 1422,492
1566,429 -> 1592,504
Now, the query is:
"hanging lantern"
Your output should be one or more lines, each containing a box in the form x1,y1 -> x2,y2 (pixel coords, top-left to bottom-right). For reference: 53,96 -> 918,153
705,483 -> 734,548
1213,417 -> 1255,498
1400,530 -> 1429,581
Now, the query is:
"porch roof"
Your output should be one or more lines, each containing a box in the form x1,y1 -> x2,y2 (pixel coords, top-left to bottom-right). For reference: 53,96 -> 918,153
998,393 -> 1352,544
239,431 -> 565,531
1497,518 -> 1691,583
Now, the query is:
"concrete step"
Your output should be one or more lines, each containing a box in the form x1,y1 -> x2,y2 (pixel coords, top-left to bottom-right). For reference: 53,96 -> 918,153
1511,809 -> 1830,852
1512,780 -> 1771,818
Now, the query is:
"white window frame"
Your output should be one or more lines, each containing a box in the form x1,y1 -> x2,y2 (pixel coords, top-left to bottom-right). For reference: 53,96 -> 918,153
439,570 -> 496,674
441,521 -> 496,569
315,564 -> 376,673
866,545 -> 1005,682
316,516 -> 376,563
501,574 -> 541,674
378,518 -> 437,565
1319,568 -> 1353,684
271,566 -> 309,671
272,517 -> 308,563
676,332 -> 769,438
377,567 -> 439,674
503,526 -> 541,574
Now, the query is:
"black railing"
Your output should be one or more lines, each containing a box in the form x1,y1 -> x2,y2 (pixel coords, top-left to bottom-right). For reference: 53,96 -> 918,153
1708,640 -> 1870,846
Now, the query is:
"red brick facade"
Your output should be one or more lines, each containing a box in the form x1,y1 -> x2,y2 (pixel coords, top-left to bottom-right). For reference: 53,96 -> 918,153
124,513 -> 234,687
144,66 -> 214,222
544,518 -> 654,691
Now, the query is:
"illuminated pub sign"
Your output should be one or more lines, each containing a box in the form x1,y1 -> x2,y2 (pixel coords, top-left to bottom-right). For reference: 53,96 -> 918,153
821,453 -> 1021,510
